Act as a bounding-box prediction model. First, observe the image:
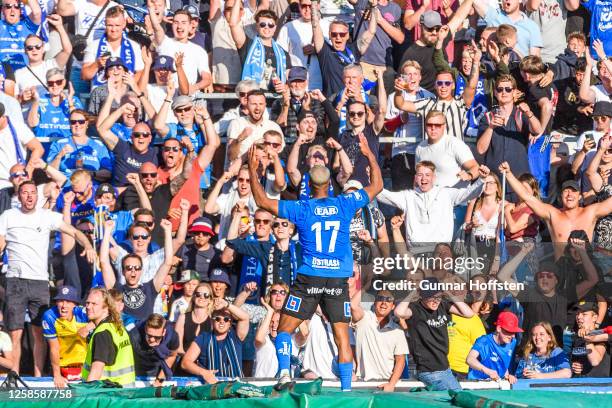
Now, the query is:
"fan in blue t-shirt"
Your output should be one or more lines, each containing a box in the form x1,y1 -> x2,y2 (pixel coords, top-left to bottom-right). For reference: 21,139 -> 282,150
247,133 -> 383,392
467,311 -> 523,380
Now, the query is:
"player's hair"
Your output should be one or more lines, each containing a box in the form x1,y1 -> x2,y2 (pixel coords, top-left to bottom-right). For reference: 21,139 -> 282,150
517,173 -> 541,201
567,31 -> 587,46
309,165 -> 331,186
145,313 -> 167,330
254,9 -> 278,22
494,74 -> 517,89
400,60 -> 422,73
519,55 -> 547,75
415,160 -> 436,173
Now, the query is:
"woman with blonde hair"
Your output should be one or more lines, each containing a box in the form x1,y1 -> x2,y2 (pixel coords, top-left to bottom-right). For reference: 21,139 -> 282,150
514,321 -> 571,379
175,282 -> 214,355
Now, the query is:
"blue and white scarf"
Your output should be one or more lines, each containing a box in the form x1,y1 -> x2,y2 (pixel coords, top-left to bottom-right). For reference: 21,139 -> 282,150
334,45 -> 355,65
93,33 -> 135,87
456,73 -> 487,138
201,331 -> 243,379
241,36 -> 286,85
299,172 -> 334,200
238,234 -> 264,304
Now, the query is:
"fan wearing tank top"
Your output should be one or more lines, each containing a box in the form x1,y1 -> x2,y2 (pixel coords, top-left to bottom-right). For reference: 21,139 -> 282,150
466,174 -> 501,240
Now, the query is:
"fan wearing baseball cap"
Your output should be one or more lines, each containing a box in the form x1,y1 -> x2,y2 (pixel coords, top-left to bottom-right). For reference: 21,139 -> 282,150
467,311 -> 522,381
176,216 -> 222,282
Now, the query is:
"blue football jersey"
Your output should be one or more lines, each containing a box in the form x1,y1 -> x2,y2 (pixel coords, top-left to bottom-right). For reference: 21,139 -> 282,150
278,189 -> 370,278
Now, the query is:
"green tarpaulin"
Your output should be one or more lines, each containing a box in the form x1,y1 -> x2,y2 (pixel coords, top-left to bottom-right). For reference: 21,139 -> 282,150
0,380 -> 609,408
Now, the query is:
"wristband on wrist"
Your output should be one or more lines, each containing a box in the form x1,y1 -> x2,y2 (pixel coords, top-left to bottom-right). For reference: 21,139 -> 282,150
137,92 -> 144,98
164,99 -> 172,103
43,162 -> 48,171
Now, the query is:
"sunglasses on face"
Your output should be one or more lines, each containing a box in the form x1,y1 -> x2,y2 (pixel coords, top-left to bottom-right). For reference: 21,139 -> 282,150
193,231 -> 212,237
270,289 -> 287,296
131,233 -> 150,241
436,80 -> 453,87
348,111 -> 365,118
132,132 -> 151,139
70,119 -> 86,125
264,141 -> 281,148
72,183 -> 91,196
174,106 -> 192,114
594,116 -> 610,122
194,291 -> 212,299
375,295 -> 394,303
425,25 -> 441,33
495,86 -> 514,94
330,31 -> 348,38
426,122 -> 445,129
258,22 -> 276,29
124,264 -> 143,272
25,44 -> 43,51
213,316 -> 232,323
163,146 -> 180,152
145,333 -> 163,341
237,177 -> 250,183
3,4 -> 20,9
273,221 -> 289,228
9,171 -> 28,179
79,229 -> 95,235
140,172 -> 157,179
300,3 -> 312,8
254,219 -> 271,225
47,79 -> 64,87
238,92 -> 248,98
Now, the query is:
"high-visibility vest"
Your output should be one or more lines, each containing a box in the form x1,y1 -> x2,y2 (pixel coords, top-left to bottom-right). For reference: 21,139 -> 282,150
81,321 -> 136,387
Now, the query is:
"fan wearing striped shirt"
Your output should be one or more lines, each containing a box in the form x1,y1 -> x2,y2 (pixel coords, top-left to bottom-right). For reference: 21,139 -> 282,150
394,45 -> 482,141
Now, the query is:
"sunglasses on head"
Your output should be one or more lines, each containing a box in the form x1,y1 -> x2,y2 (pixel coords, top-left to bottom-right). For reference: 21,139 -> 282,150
145,333 -> 163,341
70,119 -> 86,125
9,171 -> 28,179
495,86 -> 514,94
124,264 -> 143,272
348,111 -> 365,118
140,172 -> 157,179
132,132 -> 151,139
270,289 -> 287,296
163,146 -> 181,152
25,44 -> 43,51
258,21 -> 276,29
330,31 -> 348,38
273,221 -> 289,228
47,79 -> 64,87
264,141 -> 281,148
174,106 -> 191,114
254,218 -> 271,225
194,291 -> 211,299
375,295 -> 394,303
131,233 -> 150,241
213,316 -> 232,323
436,80 -> 453,87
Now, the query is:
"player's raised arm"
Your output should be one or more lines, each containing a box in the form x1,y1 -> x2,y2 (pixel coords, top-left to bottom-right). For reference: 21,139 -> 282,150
359,134 -> 383,201
248,146 -> 279,216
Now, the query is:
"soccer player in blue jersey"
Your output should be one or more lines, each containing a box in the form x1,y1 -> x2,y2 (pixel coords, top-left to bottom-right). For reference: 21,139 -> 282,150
248,130 -> 383,391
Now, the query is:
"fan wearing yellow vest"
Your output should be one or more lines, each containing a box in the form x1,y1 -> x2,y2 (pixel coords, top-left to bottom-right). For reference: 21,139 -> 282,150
81,287 -> 136,387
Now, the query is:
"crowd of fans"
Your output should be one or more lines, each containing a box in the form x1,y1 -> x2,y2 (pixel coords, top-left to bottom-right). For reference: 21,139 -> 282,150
0,0 -> 609,393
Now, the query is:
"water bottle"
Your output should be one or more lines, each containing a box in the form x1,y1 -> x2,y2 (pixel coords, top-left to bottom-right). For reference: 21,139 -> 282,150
75,150 -> 84,169
262,59 -> 274,90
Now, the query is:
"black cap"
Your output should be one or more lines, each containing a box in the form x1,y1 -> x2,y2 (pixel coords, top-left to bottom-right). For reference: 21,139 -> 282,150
537,260 -> 560,278
576,301 -> 598,313
593,101 -> 612,117
561,180 -> 580,192
297,109 -> 316,123
95,183 -> 116,198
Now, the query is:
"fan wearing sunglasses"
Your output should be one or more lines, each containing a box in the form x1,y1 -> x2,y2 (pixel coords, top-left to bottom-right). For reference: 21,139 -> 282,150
175,282 -> 214,356
100,218 -> 175,322
230,8 -> 290,89
158,138 -> 185,184
176,216 -> 221,281
181,297 -> 250,384
16,15 -> 72,106
47,109 -> 113,182
249,130 -> 286,200
0,0 -> 42,71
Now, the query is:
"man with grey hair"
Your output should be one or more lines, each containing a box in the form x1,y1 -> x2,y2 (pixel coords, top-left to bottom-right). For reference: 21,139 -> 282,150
248,134 -> 383,391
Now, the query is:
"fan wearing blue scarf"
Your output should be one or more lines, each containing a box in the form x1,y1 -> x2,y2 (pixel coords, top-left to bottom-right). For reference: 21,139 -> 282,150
230,8 -> 288,89
0,0 -> 41,70
81,6 -> 142,89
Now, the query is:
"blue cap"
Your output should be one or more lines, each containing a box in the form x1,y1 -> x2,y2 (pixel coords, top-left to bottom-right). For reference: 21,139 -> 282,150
288,66 -> 308,82
105,56 -> 128,71
152,55 -> 176,72
54,285 -> 80,303
209,267 -> 231,287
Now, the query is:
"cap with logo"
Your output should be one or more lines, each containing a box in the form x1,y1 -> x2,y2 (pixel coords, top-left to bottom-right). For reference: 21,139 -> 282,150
182,4 -> 200,19
209,267 -> 231,287
54,285 -> 81,304
95,183 -> 117,198
152,55 -> 176,72
105,56 -> 128,71
178,269 -> 200,283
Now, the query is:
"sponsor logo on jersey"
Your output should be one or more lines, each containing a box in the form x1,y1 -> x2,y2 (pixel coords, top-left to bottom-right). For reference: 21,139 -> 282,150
285,295 -> 302,312
314,206 -> 338,216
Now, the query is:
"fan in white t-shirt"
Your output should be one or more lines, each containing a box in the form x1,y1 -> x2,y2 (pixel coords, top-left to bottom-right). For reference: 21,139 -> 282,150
150,8 -> 212,93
